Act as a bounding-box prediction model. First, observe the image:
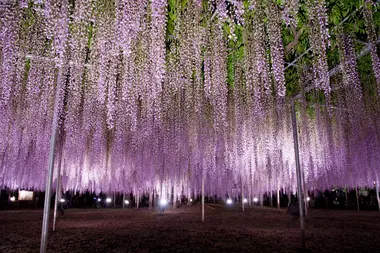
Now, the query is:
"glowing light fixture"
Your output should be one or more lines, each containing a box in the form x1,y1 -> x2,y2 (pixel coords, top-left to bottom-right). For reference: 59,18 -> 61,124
98,198 -> 101,202
106,198 -> 112,203
59,198 -> 65,203
124,200 -> 130,205
190,198 -> 193,202
306,197 -> 310,202
10,196 -> 16,202
159,199 -> 168,206
253,197 -> 258,203
226,198 -> 233,205
243,198 -> 248,203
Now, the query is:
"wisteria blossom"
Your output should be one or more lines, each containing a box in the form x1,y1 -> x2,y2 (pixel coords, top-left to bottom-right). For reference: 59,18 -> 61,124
0,0 -> 379,200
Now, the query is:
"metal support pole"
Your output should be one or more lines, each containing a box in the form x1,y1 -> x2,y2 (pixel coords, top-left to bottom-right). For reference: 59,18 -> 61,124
270,189 -> 273,208
291,101 -> 306,249
52,158 -> 62,232
249,181 -> 252,207
123,193 -> 125,208
149,189 -> 153,209
40,69 -> 63,253
304,189 -> 308,217
202,174 -> 205,223
136,190 -> 140,209
242,183 -> 245,212
356,186 -> 360,211
376,180 -> 380,212
173,186 -> 177,208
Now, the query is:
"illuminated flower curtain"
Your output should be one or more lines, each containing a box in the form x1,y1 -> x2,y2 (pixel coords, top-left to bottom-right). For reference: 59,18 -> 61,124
0,0 -> 380,199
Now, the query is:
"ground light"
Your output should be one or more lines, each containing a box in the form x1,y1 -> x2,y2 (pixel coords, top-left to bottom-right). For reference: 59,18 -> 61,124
159,199 -> 168,214
253,197 -> 259,203
59,199 -> 65,203
124,200 -> 129,205
190,198 -> 193,202
10,196 -> 15,202
106,198 -> 112,203
226,198 -> 233,205
243,198 -> 248,203
306,197 -> 310,202
97,198 -> 101,202
160,199 -> 168,206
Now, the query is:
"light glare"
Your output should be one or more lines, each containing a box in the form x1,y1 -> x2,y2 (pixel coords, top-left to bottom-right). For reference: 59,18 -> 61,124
160,199 -> 168,206
124,200 -> 129,205
59,198 -> 65,203
253,197 -> 258,203
106,198 -> 112,203
226,198 -> 233,205
243,198 -> 248,203
10,196 -> 16,202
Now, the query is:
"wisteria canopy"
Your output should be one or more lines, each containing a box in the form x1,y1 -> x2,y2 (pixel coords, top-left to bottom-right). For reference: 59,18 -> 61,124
0,0 -> 380,199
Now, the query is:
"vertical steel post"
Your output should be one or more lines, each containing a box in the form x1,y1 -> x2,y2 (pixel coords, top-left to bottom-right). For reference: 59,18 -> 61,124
356,186 -> 360,211
242,183 -> 245,212
202,174 -> 205,222
52,159 -> 61,232
149,189 -> 153,209
40,69 -> 63,253
291,101 -> 306,249
376,179 -> 380,212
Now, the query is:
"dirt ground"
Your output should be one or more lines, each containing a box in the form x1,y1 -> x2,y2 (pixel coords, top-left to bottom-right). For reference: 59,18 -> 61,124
0,204 -> 379,253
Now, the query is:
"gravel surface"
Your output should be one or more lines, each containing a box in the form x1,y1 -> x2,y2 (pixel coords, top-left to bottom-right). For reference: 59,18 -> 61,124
0,205 -> 379,253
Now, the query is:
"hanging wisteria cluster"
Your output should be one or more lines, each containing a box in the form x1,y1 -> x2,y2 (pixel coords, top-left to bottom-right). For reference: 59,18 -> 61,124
0,0 -> 380,201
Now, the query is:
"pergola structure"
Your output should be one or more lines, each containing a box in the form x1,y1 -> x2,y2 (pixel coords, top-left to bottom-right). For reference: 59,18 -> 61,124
1,0 -> 380,252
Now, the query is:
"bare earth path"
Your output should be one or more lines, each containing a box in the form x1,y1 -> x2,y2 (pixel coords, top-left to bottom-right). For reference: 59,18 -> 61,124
0,205 -> 379,253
